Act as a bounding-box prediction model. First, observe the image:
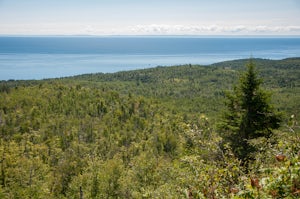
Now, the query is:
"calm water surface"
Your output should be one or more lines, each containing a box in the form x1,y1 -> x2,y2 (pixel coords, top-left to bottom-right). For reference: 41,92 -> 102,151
0,36 -> 300,80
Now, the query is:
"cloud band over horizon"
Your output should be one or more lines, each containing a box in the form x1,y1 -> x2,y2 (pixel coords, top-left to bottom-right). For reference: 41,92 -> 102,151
130,24 -> 300,35
0,0 -> 299,36
1,23 -> 300,36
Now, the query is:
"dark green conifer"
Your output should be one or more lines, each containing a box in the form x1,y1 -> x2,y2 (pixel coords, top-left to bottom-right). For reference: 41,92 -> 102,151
219,60 -> 282,164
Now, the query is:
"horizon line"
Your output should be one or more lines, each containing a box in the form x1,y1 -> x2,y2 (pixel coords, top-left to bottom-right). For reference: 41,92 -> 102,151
1,34 -> 300,38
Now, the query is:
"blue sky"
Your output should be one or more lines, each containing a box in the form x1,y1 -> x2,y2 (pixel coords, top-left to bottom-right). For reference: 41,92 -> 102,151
0,0 -> 299,35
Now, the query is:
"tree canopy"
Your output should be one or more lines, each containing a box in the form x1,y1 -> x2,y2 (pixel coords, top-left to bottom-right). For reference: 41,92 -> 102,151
0,58 -> 299,198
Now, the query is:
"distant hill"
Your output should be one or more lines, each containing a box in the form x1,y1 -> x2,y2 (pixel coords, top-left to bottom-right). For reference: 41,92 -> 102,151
61,58 -> 299,119
1,58 -> 299,119
71,57 -> 300,85
211,57 -> 300,69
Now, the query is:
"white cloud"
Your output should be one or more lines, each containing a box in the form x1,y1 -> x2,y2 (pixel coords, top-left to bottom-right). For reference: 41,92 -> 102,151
1,23 -> 300,35
130,24 -> 300,35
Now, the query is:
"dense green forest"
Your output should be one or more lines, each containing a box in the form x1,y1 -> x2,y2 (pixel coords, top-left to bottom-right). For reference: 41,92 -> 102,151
0,58 -> 299,198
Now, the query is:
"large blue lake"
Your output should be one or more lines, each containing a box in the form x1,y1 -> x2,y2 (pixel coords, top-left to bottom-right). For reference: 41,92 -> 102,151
0,36 -> 300,80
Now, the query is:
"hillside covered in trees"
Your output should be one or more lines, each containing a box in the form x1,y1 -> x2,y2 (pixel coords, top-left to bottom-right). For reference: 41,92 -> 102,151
0,58 -> 299,198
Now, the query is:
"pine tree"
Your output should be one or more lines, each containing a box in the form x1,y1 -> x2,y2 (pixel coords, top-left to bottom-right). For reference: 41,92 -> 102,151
219,60 -> 281,164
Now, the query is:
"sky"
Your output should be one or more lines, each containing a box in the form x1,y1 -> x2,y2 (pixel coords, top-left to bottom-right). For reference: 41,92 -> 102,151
0,0 -> 299,35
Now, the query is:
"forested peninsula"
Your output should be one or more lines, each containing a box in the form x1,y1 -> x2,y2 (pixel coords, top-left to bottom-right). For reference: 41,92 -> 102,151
0,58 -> 299,198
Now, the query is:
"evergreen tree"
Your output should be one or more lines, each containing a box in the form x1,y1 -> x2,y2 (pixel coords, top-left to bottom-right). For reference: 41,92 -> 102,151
219,60 -> 281,164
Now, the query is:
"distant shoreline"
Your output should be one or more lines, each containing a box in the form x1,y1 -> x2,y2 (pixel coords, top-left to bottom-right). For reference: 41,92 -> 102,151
1,57 -> 299,82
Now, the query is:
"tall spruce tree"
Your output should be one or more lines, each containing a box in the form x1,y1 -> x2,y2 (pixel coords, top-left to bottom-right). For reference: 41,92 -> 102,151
219,60 -> 281,164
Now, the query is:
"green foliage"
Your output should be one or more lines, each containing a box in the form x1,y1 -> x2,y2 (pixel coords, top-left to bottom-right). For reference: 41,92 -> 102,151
219,60 -> 282,164
0,58 -> 299,198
